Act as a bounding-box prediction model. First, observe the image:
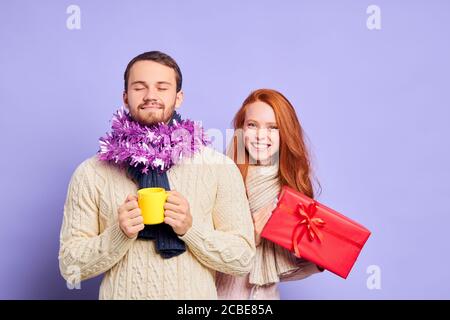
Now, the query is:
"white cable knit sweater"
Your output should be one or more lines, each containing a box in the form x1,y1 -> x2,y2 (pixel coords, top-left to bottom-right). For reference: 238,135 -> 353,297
58,146 -> 256,299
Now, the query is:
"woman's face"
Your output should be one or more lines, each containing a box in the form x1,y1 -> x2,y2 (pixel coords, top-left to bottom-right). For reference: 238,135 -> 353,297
243,101 -> 280,165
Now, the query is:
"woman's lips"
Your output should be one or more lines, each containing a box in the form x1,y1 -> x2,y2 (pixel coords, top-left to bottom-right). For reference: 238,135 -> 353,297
250,142 -> 271,151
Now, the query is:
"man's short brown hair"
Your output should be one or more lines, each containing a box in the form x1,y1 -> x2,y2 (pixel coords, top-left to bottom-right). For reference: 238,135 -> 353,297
124,51 -> 182,92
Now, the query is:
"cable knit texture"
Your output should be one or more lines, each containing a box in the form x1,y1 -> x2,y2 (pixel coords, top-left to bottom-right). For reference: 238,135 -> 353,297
58,146 -> 256,299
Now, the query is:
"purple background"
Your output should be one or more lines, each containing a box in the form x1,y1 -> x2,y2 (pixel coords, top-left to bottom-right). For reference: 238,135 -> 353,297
1,0 -> 449,299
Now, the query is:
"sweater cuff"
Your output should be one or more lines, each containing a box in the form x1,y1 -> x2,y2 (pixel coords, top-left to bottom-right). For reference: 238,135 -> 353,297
178,222 -> 205,247
109,222 -> 135,250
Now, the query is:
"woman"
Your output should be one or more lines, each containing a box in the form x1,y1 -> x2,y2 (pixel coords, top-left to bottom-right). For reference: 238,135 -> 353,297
216,89 -> 323,300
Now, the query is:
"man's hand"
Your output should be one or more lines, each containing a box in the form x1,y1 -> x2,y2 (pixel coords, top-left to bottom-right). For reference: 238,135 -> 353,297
118,194 -> 144,239
252,202 -> 276,246
163,190 -> 192,236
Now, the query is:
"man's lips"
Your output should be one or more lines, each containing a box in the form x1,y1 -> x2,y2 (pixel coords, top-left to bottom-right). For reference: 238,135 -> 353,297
140,103 -> 163,110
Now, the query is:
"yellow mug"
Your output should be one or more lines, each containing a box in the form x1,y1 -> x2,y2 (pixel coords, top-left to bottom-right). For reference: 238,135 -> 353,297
137,187 -> 168,225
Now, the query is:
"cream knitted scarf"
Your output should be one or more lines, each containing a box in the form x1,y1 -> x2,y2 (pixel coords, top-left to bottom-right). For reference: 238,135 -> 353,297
246,164 -> 302,286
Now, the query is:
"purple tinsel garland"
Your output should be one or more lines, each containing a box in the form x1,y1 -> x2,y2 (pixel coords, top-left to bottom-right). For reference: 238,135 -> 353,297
98,107 -> 210,174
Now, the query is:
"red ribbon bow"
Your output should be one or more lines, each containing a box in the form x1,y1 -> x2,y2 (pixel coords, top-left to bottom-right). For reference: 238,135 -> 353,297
292,201 -> 326,258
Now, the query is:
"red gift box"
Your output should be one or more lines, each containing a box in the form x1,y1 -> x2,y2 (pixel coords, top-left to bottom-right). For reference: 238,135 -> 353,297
261,186 -> 371,279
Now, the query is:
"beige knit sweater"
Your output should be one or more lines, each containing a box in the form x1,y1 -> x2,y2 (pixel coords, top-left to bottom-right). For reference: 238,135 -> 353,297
58,146 -> 256,299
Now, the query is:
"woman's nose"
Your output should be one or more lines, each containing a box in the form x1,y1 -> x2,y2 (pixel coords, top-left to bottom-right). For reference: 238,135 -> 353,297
256,128 -> 269,140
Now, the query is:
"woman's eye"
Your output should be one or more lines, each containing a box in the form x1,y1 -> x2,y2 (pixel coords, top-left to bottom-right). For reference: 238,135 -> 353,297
247,123 -> 256,128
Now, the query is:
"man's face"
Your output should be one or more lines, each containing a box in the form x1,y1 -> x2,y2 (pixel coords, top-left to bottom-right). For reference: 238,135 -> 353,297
123,60 -> 183,126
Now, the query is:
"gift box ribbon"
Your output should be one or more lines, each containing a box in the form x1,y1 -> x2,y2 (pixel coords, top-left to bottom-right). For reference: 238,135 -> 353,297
292,201 -> 325,257
278,200 -> 363,258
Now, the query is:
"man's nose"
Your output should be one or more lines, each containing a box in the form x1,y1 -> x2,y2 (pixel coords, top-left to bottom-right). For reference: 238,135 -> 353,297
144,87 -> 159,101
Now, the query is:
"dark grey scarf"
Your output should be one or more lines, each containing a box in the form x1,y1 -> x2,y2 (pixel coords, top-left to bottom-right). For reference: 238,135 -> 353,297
127,111 -> 186,259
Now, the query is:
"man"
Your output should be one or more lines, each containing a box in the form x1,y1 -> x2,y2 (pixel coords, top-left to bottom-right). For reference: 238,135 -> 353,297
58,51 -> 255,299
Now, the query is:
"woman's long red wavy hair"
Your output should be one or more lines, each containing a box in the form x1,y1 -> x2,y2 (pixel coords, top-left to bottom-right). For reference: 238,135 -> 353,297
228,89 -> 318,198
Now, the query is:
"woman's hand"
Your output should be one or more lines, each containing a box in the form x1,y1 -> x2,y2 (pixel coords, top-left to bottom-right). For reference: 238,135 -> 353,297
252,202 -> 276,246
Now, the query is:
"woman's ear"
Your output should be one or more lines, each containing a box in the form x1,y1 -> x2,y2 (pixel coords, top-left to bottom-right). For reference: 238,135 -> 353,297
174,90 -> 184,109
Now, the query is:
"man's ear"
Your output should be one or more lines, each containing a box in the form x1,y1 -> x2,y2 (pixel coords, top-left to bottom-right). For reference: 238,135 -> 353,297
123,91 -> 129,109
174,90 -> 184,109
